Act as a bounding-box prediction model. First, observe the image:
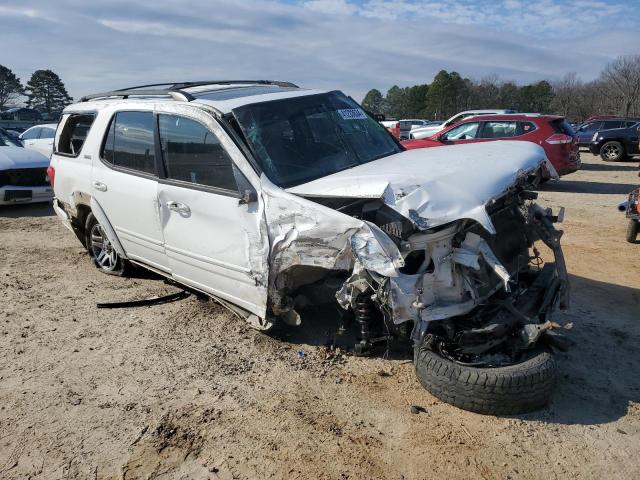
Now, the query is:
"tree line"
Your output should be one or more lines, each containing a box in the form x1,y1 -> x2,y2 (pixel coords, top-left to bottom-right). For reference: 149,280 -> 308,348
362,55 -> 640,122
0,65 -> 72,114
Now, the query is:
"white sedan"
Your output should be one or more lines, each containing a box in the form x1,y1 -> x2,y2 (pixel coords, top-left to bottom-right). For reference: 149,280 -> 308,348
19,123 -> 58,158
0,129 -> 53,205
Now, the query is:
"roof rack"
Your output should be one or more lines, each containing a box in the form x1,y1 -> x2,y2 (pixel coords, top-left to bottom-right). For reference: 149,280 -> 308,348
79,80 -> 298,102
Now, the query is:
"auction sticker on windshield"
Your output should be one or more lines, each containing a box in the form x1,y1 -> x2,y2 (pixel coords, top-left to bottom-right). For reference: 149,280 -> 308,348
338,108 -> 367,120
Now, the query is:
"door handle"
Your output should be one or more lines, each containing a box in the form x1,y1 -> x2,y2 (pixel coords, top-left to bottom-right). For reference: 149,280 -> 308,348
166,201 -> 191,215
93,181 -> 108,192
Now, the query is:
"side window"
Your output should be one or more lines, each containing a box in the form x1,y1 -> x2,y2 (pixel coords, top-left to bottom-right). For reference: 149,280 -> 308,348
518,121 -> 537,135
22,127 -> 41,140
40,127 -> 55,139
442,122 -> 480,141
480,121 -> 518,138
102,111 -> 156,175
158,114 -> 238,191
56,114 -> 95,155
603,121 -> 622,129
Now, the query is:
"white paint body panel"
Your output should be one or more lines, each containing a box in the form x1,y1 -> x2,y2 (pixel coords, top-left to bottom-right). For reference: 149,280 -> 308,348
287,141 -> 550,234
91,164 -> 169,271
22,137 -> 54,158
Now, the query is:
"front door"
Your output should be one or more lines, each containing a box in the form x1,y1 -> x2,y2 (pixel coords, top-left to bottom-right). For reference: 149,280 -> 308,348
154,110 -> 268,317
440,121 -> 482,145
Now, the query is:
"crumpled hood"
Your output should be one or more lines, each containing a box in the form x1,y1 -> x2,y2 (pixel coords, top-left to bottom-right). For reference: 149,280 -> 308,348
287,141 -> 552,234
0,146 -> 50,170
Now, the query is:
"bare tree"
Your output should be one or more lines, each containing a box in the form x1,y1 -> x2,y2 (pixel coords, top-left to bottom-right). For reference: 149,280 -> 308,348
551,72 -> 580,117
601,55 -> 640,116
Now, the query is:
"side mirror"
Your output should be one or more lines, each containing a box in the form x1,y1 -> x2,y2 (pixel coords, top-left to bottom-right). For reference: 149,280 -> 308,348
238,189 -> 257,205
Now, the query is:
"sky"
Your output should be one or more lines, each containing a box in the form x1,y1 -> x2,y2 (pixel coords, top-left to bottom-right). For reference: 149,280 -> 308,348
2,0 -> 639,102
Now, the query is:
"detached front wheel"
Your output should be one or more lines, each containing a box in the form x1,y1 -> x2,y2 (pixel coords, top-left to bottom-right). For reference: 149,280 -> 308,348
414,341 -> 557,415
85,212 -> 128,276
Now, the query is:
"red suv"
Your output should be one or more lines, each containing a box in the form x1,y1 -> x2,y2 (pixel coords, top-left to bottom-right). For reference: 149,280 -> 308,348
402,114 -> 581,175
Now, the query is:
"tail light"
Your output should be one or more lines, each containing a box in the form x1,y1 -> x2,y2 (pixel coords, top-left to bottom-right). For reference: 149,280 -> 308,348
545,134 -> 573,145
46,165 -> 55,188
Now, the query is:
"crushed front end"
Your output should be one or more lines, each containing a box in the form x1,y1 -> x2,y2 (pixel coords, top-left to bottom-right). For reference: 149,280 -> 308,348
336,185 -> 570,364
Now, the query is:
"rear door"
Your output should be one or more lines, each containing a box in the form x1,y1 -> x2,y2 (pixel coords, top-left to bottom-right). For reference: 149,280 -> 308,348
33,126 -> 55,157
475,120 -> 530,142
91,109 -> 169,272
154,107 -> 269,317
20,127 -> 41,150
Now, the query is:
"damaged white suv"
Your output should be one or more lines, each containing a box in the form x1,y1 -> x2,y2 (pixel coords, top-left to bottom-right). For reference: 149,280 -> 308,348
50,81 -> 569,414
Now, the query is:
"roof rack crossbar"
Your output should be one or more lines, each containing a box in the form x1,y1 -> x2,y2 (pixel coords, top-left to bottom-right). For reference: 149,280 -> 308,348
116,80 -> 298,90
80,89 -> 195,102
79,80 -> 299,103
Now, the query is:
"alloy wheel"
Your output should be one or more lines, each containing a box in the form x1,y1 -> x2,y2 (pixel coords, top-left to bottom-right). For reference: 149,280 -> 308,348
602,143 -> 621,160
90,223 -> 118,271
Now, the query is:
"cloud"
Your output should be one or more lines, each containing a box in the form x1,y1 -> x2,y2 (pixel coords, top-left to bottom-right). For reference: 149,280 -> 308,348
304,0 -> 358,15
0,0 -> 637,103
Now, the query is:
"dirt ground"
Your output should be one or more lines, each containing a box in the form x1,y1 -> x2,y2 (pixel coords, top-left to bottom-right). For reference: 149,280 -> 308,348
1,153 -> 639,479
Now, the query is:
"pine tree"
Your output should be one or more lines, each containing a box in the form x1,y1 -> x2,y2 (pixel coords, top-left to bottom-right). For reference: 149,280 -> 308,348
25,70 -> 72,113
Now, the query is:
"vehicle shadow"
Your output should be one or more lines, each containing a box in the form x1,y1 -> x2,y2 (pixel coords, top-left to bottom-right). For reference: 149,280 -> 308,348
271,274 -> 640,424
516,274 -> 640,425
0,202 -> 53,218
579,162 -> 639,172
539,180 -> 638,195
269,304 -> 412,360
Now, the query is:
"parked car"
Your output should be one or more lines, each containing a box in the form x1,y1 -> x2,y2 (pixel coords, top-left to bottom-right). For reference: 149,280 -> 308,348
399,119 -> 441,140
620,188 -> 640,243
402,114 -> 580,176
380,120 -> 400,139
50,81 -> 568,415
0,128 -> 53,205
410,109 -> 517,139
575,118 -> 640,148
19,123 -> 58,158
588,120 -> 640,161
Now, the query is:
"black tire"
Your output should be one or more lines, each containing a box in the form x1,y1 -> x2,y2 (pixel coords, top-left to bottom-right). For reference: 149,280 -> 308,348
414,342 -> 557,415
85,212 -> 128,276
627,219 -> 639,243
600,141 -> 626,162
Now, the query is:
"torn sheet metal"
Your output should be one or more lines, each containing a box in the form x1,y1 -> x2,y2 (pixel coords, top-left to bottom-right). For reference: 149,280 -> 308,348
286,141 -> 553,234
260,177 -> 363,290
457,232 -> 511,292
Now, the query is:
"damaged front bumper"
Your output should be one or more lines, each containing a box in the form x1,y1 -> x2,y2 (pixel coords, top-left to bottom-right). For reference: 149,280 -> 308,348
336,195 -> 569,357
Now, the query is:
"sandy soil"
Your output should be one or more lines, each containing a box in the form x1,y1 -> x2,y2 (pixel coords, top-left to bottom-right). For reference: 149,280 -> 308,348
1,153 -> 639,480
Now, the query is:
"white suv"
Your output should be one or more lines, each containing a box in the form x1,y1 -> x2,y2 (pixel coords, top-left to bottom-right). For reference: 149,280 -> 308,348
410,109 -> 517,139
50,81 -> 568,414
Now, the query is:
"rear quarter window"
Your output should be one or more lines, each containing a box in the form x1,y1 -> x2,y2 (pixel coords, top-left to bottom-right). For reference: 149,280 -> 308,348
56,113 -> 96,156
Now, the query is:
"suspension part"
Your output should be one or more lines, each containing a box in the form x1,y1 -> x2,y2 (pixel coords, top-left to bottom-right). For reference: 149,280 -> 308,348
353,293 -> 374,355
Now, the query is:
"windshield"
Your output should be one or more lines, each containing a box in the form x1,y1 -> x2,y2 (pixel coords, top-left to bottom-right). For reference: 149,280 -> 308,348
232,91 -> 402,188
0,129 -> 22,147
